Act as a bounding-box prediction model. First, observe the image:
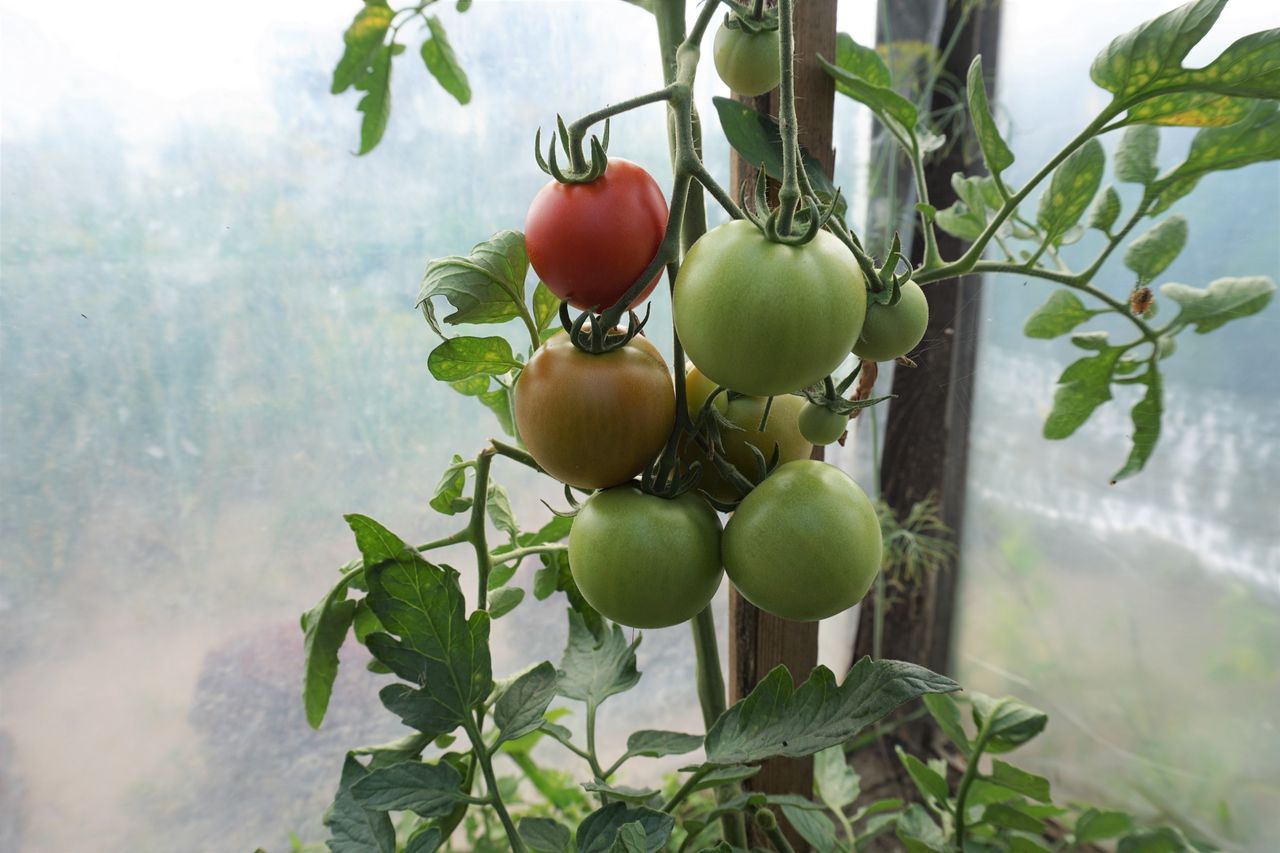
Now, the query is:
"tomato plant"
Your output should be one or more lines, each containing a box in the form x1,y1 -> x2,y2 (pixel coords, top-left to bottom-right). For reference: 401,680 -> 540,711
525,158 -> 668,311
568,486 -> 723,629
713,16 -> 781,97
674,219 -> 866,396
298,0 -> 1279,851
515,331 -> 674,490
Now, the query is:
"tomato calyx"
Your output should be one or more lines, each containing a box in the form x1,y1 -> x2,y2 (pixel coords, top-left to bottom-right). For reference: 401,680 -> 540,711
557,301 -> 652,354
801,370 -> 895,420
868,231 -> 913,307
534,116 -> 611,184
739,166 -> 843,246
723,6 -> 779,36
673,382 -> 787,512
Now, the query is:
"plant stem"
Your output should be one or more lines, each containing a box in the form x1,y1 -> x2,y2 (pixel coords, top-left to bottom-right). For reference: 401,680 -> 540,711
775,0 -> 800,234
585,700 -> 607,780
469,448 -> 496,609
952,703 -> 1000,848
490,439 -> 544,474
691,605 -> 728,726
464,716 -> 526,852
663,765 -> 713,812
490,543 -> 567,565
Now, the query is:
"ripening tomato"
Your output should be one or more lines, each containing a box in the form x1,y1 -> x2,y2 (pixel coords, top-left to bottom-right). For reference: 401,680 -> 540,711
568,486 -> 723,629
723,460 -> 881,622
853,280 -> 929,362
713,20 -> 782,97
683,366 -> 812,501
674,220 -> 866,396
514,332 -> 674,489
525,158 -> 669,311
797,402 -> 849,446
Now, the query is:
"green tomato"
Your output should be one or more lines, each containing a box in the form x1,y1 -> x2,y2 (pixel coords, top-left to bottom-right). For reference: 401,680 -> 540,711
674,220 -> 866,397
853,280 -> 929,362
713,20 -> 781,97
568,487 -> 724,629
683,365 -> 813,502
723,460 -> 881,622
797,402 -> 848,446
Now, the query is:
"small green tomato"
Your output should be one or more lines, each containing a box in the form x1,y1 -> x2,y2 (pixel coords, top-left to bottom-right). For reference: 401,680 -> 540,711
797,402 -> 849,446
853,280 -> 929,362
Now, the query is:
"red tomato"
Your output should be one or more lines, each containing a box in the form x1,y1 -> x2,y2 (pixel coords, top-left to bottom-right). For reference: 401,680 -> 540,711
525,158 -> 669,311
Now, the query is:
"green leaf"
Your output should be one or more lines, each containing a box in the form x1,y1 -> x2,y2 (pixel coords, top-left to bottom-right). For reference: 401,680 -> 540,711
487,561 -> 518,590
1075,809 -> 1135,843
1162,275 -> 1276,332
923,693 -> 971,754
967,56 -> 1014,175
576,803 -> 673,853
1124,215 -> 1188,284
354,42 -> 401,155
420,17 -> 471,105
711,97 -> 839,197
449,374 -> 490,396
624,729 -> 703,759
1117,827 -> 1195,852
346,512 -> 408,567
486,483 -> 519,541
692,764 -> 760,790
1115,125 -> 1159,184
1151,101 -> 1280,213
1009,838 -> 1053,853
521,513 -> 574,547
971,695 -> 1049,753
495,661 -> 558,743
533,282 -> 562,333
429,454 -> 473,515
1123,91 -> 1252,128
301,575 -> 358,729
989,760 -> 1051,803
983,802 -> 1045,834
1111,363 -> 1163,483
557,610 -> 641,707
405,827 -> 443,853
896,803 -> 948,853
779,804 -> 839,852
350,760 -> 467,818
934,202 -> 986,240
1036,139 -> 1105,240
1025,290 -> 1097,339
519,817 -> 572,853
1090,0 -> 1226,100
1043,347 -> 1125,440
581,781 -> 661,804
1088,185 -> 1122,233
535,553 -> 603,634
332,2 -> 393,95
350,732 -> 432,770
703,657 -> 958,765
359,517 -> 493,733
835,32 -> 891,87
325,755 -> 396,853
417,230 -> 530,335
819,53 -> 918,129
814,745 -> 861,812
428,336 -> 520,382
478,385 -> 516,437
609,822 -> 651,853
896,747 -> 949,806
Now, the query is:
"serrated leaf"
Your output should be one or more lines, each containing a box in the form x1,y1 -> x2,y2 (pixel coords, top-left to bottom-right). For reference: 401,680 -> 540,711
487,561 -> 517,590
983,802 -> 1045,834
302,575 -> 358,729
923,693 -> 971,754
332,2 -> 393,95
971,694 -> 1049,752
350,760 -> 467,817
836,32 -> 891,87
557,610 -> 641,707
625,729 -> 703,759
711,97 -> 839,197
1124,216 -> 1188,284
488,586 -> 524,619
1151,101 -> 1280,213
428,336 -> 520,382
1117,826 -> 1195,852
609,822 -> 651,853
1043,347 -> 1124,440
486,483 -> 519,541
417,230 -> 530,335
819,54 -> 918,129
1162,275 -> 1276,333
967,55 -> 1014,175
779,804 -> 839,852
1115,125 -> 1160,184
1024,290 -> 1096,339
989,760 -> 1051,803
581,781 -> 661,804
1112,363 -> 1163,482
703,658 -> 958,765
354,42 -> 401,155
896,803 -> 948,853
420,17 -> 471,105
326,755 -> 396,853
1088,186 -> 1122,232
495,661 -> 558,743
1037,139 -> 1105,240
533,282 -> 562,333
429,454 -> 473,515
896,747 -> 949,806
519,817 -> 572,853
814,745 -> 861,812
576,803 -> 673,853
350,732 -> 433,770
1072,331 -> 1112,350
1123,91 -> 1252,128
1076,808 -> 1135,843
1090,0 -> 1226,100
934,202 -> 987,240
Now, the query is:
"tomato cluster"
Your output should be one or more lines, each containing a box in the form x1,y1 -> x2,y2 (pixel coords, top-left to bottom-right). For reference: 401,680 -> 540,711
512,149 -> 898,630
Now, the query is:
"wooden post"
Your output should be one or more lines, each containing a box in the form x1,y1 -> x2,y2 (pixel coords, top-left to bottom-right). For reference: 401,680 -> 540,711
727,1 -> 837,847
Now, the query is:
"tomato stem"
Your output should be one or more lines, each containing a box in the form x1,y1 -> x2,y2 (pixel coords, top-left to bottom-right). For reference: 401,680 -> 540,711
775,0 -> 801,235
